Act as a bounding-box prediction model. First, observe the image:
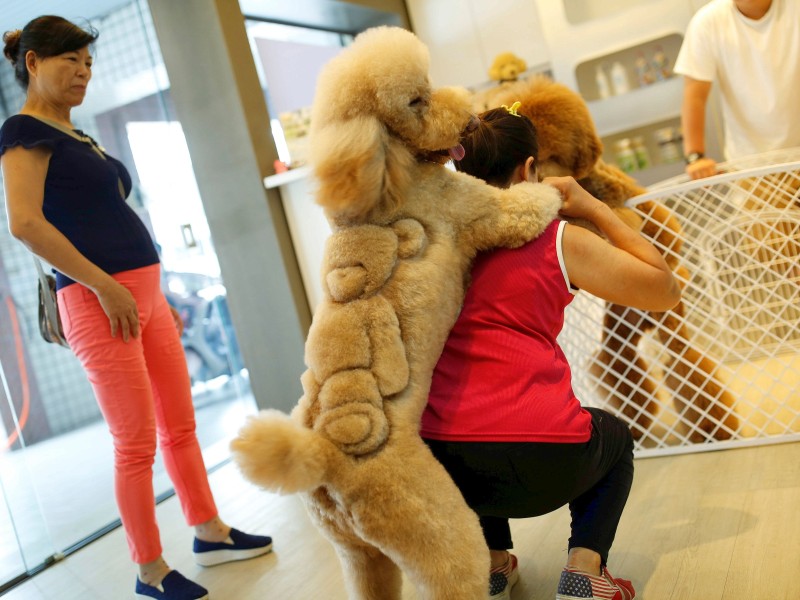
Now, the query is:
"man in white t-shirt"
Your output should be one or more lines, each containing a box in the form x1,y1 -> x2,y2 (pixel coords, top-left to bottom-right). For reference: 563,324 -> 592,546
673,0 -> 800,179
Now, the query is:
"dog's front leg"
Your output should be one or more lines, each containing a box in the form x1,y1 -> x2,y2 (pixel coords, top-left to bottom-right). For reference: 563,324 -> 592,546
463,181 -> 562,252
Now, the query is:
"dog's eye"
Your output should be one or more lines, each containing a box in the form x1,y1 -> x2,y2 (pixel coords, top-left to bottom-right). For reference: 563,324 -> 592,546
409,96 -> 427,108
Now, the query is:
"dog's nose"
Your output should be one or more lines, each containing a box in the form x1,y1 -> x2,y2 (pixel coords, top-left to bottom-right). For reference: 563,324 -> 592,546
465,115 -> 479,133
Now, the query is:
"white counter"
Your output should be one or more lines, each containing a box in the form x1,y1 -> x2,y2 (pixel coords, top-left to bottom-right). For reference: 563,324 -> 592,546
264,167 -> 330,311
263,165 -> 312,190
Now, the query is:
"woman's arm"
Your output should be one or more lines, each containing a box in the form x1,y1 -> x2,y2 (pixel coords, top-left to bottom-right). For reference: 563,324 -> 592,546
545,176 -> 681,312
2,145 -> 141,341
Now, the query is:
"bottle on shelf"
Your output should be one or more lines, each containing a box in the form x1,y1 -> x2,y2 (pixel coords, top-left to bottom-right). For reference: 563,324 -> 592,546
595,63 -> 612,100
651,45 -> 671,81
631,136 -> 651,170
614,138 -> 638,173
634,51 -> 656,87
654,127 -> 682,164
610,61 -> 631,96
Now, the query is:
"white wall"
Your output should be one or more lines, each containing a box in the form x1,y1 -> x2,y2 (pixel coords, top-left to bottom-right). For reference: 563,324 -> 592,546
404,0 -> 724,185
405,0 -> 706,92
405,0 -> 551,89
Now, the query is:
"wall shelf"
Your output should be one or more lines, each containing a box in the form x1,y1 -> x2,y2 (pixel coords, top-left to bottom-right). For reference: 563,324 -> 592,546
575,33 -> 683,102
601,115 -> 685,187
562,0 -> 661,25
588,76 -> 683,137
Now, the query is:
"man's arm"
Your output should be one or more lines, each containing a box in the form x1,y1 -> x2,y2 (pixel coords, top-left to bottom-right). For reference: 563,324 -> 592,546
681,76 -> 718,179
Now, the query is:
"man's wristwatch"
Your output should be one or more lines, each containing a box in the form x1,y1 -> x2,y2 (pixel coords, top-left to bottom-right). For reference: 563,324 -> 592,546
685,151 -> 705,165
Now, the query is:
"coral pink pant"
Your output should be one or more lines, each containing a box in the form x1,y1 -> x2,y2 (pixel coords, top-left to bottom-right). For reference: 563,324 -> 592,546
57,264 -> 217,564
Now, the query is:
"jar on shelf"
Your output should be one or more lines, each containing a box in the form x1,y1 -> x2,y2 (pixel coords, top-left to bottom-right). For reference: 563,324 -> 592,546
631,136 -> 651,170
610,61 -> 631,95
614,138 -> 638,173
654,127 -> 682,164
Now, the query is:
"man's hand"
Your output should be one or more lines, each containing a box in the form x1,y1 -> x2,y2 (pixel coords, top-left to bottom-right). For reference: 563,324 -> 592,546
686,156 -> 718,180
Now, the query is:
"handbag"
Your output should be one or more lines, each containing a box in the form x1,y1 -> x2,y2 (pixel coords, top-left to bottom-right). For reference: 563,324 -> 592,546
35,258 -> 69,347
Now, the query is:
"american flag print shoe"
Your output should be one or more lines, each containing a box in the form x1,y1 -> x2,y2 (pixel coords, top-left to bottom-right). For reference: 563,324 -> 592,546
489,553 -> 519,599
556,566 -> 636,600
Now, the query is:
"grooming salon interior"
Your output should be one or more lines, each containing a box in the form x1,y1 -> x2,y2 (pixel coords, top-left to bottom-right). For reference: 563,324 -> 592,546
0,0 -> 798,598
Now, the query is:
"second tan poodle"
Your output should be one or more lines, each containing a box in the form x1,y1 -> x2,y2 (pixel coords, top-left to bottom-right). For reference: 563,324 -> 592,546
490,75 -> 739,443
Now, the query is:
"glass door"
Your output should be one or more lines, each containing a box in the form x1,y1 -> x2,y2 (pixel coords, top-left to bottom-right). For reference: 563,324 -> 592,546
0,353 -> 58,588
0,0 -> 257,589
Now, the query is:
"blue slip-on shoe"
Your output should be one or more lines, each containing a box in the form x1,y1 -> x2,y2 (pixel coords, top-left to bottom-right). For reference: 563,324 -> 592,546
135,570 -> 209,600
193,528 -> 273,567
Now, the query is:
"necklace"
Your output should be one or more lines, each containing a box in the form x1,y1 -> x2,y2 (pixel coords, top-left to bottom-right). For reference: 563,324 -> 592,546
25,114 -> 126,200
27,114 -> 107,159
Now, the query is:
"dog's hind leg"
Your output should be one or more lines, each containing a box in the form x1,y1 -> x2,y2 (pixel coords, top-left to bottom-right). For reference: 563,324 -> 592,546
655,303 -> 739,442
388,497 -> 488,600
334,542 -> 402,600
590,302 -> 660,440
355,449 -> 488,600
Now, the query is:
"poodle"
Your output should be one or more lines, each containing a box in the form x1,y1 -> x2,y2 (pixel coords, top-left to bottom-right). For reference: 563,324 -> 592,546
490,75 -> 739,443
231,27 -> 562,599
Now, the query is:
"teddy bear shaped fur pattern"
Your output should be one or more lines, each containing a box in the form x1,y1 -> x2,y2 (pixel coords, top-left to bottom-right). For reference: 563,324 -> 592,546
489,75 -> 739,444
230,28 -> 562,600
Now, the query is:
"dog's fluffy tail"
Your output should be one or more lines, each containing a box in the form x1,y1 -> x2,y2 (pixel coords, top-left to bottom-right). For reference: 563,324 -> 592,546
230,409 -> 342,494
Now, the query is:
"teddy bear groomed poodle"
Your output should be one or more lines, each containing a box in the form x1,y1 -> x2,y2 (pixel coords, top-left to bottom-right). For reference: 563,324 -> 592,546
230,27 -> 562,599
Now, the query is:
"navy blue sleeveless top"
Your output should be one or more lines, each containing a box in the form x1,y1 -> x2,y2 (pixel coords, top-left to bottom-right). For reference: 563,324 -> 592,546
0,114 -> 159,289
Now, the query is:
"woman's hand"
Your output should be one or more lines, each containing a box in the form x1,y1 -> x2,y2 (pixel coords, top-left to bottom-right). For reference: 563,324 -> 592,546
543,176 -> 603,221
169,305 -> 184,336
549,175 -> 682,312
94,279 -> 140,342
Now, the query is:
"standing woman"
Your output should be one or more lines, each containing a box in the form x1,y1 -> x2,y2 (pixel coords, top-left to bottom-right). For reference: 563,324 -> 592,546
1,16 -> 271,600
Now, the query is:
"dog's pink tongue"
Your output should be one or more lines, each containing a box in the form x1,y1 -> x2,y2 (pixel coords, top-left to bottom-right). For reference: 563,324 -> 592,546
448,144 -> 466,162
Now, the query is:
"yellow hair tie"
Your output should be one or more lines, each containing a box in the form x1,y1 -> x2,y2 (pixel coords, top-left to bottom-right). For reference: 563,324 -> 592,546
501,101 -> 522,117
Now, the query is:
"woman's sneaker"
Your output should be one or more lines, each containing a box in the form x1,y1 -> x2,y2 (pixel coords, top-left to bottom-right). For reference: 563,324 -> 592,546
489,553 -> 519,599
135,570 -> 209,600
193,528 -> 272,567
556,566 -> 636,600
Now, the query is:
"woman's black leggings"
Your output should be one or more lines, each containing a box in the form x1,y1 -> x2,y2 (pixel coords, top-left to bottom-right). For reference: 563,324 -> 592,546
424,408 -> 634,566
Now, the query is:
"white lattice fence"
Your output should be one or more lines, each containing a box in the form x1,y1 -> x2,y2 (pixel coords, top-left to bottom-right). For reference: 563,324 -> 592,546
558,148 -> 800,457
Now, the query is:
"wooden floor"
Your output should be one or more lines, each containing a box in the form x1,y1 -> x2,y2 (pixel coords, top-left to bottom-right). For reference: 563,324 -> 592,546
5,441 -> 800,600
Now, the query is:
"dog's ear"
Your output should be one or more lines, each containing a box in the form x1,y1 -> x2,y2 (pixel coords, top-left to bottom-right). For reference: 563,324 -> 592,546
571,130 -> 604,180
311,116 -> 414,221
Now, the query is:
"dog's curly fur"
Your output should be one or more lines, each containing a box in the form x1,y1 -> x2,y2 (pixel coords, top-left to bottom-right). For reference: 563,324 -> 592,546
489,75 -> 739,443
231,28 -> 562,599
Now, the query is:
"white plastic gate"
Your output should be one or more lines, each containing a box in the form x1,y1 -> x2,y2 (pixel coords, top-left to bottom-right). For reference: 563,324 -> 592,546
558,148 -> 800,457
